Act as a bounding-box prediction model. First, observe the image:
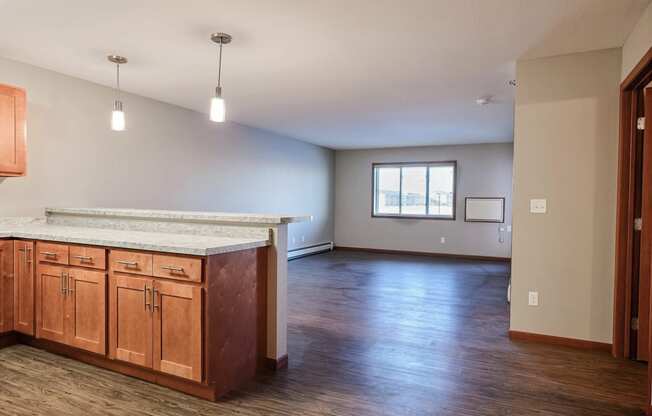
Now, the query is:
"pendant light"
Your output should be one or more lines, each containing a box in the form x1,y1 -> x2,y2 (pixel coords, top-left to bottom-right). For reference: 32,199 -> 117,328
210,32 -> 232,123
108,55 -> 128,131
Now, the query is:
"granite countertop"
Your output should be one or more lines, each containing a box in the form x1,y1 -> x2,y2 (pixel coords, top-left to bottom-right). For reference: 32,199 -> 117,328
0,223 -> 269,256
46,207 -> 311,225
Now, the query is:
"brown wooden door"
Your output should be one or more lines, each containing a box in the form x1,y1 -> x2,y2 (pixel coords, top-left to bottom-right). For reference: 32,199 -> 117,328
0,240 -> 13,333
67,269 -> 106,354
0,84 -> 26,176
35,264 -> 67,343
14,241 -> 34,335
109,274 -> 153,368
152,280 -> 202,382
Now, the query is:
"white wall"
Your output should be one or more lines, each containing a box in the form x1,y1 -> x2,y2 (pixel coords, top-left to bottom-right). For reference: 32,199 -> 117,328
510,48 -> 621,343
622,1 -> 652,80
334,143 -> 513,258
0,57 -> 334,249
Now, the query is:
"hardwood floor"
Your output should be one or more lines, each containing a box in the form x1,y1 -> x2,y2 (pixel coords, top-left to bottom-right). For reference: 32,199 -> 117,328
0,250 -> 647,415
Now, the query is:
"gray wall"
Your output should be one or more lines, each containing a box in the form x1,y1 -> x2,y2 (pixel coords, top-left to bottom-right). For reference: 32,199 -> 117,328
334,143 -> 513,258
0,57 -> 334,250
622,1 -> 652,80
510,48 -> 621,343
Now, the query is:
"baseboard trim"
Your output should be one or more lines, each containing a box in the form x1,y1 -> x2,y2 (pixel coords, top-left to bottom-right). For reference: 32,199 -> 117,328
0,332 -> 17,349
508,330 -> 612,352
335,246 -> 511,262
265,354 -> 288,370
288,242 -> 333,260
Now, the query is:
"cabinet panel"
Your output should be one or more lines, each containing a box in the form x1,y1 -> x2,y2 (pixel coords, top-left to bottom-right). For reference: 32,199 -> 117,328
0,84 -> 26,176
35,264 -> 66,343
67,269 -> 106,354
14,240 -> 34,335
69,246 -> 106,270
36,242 -> 69,265
109,274 -> 152,367
153,255 -> 202,283
153,280 -> 202,382
110,250 -> 153,276
0,240 -> 13,333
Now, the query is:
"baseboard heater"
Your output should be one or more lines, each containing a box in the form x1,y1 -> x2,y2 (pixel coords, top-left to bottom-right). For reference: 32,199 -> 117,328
288,242 -> 334,260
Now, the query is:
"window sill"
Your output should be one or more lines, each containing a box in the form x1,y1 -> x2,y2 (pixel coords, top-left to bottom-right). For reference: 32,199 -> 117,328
372,214 -> 456,221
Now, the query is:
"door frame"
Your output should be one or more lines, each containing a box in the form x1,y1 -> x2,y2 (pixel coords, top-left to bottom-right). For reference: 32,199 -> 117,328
613,46 -> 652,413
614,46 -> 652,359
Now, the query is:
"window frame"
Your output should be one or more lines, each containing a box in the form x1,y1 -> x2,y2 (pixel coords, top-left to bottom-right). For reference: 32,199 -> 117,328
371,161 -> 457,220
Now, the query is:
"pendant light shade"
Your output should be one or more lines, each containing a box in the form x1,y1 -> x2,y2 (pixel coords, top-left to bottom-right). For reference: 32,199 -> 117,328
210,32 -> 231,123
108,55 -> 127,131
210,93 -> 226,122
112,101 -> 126,131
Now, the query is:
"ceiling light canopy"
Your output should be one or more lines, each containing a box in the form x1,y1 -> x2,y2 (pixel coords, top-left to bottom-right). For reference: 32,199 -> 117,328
108,55 -> 128,131
210,32 -> 232,123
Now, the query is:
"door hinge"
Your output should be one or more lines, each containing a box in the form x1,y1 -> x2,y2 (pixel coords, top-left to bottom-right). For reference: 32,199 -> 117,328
632,317 -> 640,331
638,117 -> 646,131
635,217 -> 643,231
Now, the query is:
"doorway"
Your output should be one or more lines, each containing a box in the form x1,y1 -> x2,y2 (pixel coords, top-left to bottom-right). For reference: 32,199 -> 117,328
613,46 -> 652,412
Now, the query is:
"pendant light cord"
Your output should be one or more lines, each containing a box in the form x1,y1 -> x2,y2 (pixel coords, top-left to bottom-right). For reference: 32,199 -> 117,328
116,63 -> 121,100
217,40 -> 223,90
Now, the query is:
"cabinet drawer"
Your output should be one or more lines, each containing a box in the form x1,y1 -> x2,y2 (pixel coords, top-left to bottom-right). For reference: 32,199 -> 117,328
153,255 -> 202,283
36,242 -> 69,265
110,250 -> 153,276
70,246 -> 106,270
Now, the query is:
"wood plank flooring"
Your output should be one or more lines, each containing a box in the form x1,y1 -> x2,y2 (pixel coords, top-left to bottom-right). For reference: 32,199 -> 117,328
0,250 -> 647,415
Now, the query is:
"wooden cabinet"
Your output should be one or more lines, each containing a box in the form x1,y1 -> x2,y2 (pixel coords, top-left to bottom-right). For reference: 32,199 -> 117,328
36,263 -> 106,354
14,241 -> 34,335
109,273 -> 202,382
153,280 -> 202,382
35,264 -> 66,344
67,268 -> 106,354
0,241 -> 13,333
108,274 -> 152,367
69,246 -> 106,270
0,84 -> 26,177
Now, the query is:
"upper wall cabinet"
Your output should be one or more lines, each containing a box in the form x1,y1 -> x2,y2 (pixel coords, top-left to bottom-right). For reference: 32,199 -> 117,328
0,84 -> 26,177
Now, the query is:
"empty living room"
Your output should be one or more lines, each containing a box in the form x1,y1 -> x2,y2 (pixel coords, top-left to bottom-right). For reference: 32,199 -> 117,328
0,1 -> 652,415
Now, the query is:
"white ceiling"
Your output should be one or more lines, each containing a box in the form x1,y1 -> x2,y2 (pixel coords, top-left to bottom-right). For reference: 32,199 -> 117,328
0,0 -> 648,149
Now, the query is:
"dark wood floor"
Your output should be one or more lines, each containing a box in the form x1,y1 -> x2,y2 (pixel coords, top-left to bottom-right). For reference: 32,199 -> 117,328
0,250 -> 647,415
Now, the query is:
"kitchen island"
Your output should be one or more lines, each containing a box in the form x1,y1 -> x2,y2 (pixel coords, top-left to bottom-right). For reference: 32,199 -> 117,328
0,208 -> 307,400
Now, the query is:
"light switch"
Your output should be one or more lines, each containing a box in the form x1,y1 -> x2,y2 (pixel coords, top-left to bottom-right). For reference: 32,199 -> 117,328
528,291 -> 539,306
530,199 -> 547,214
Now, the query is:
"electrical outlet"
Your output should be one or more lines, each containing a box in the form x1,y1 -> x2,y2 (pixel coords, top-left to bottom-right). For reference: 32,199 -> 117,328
528,291 -> 539,306
530,199 -> 547,214
440,237 -> 446,244
301,236 -> 306,243
292,236 -> 296,244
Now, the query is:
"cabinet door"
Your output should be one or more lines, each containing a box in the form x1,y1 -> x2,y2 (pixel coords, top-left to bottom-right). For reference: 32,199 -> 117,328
35,264 -> 67,343
0,84 -> 26,176
14,241 -> 34,335
153,280 -> 202,382
67,269 -> 106,354
109,275 -> 152,367
0,240 -> 13,333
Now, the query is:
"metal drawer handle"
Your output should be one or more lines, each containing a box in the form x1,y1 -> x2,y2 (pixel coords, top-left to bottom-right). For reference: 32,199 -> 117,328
62,271 -> 68,295
117,260 -> 138,267
144,286 -> 151,310
161,265 -> 184,273
72,255 -> 93,262
41,251 -> 57,258
68,274 -> 74,294
152,288 -> 159,310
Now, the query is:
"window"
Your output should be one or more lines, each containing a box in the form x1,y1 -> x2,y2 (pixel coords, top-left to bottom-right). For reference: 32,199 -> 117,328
372,162 -> 456,219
